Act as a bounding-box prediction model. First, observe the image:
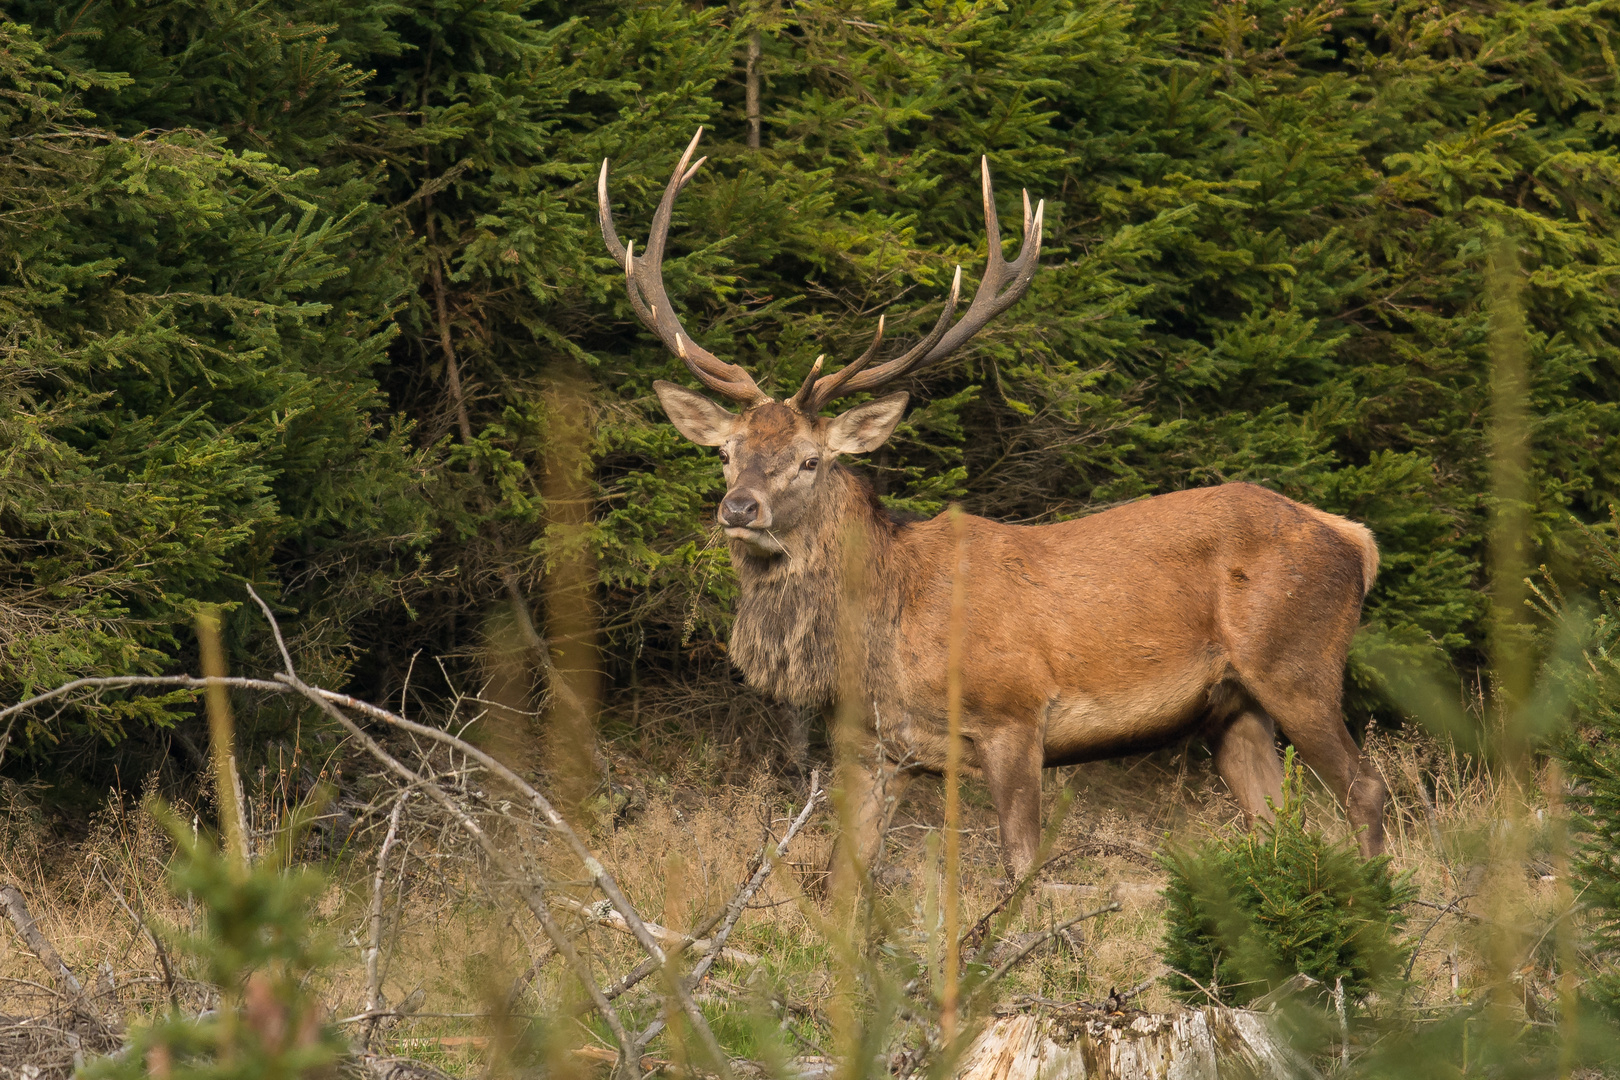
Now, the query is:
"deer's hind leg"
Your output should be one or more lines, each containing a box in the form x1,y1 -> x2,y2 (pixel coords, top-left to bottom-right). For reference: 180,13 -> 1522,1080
1227,656 -> 1388,856
1208,704 -> 1285,829
975,721 -> 1044,880
1220,553 -> 1389,855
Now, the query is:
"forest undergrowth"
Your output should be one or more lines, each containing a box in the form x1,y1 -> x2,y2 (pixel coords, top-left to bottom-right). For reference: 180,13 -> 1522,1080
0,705 -> 1576,1078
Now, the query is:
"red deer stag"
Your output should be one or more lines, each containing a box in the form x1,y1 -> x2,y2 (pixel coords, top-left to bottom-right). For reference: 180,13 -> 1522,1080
598,130 -> 1388,877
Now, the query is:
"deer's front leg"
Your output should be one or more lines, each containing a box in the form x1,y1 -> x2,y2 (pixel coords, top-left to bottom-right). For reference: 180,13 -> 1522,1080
977,723 -> 1044,879
828,752 -> 912,891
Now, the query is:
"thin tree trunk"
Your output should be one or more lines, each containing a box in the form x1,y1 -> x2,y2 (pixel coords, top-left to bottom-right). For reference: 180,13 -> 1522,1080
746,32 -> 762,149
423,203 -> 472,444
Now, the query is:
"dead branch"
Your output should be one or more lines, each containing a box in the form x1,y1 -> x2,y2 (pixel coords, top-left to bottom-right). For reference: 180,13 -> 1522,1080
275,673 -> 641,1079
504,940 -> 559,1013
272,682 -> 739,1079
4,590 -> 750,1078
0,882 -> 82,997
93,858 -> 177,1008
630,773 -> 823,1051
241,587 -> 733,1080
554,894 -> 761,967
363,791 -> 412,1049
976,903 -> 1120,990
690,773 -> 822,984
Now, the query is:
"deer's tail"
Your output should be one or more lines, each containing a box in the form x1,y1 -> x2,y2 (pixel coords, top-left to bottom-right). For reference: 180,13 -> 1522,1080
1305,507 -> 1380,598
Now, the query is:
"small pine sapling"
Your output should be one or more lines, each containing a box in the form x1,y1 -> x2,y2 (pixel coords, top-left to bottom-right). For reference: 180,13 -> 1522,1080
1159,749 -> 1415,1008
85,803 -> 344,1080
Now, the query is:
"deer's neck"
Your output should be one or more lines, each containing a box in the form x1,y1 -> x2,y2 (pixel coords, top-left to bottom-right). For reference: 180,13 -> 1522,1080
727,469 -> 900,707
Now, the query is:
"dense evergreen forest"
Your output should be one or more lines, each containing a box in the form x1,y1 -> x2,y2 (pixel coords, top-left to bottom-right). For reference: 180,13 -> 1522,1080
2,0 -> 1619,781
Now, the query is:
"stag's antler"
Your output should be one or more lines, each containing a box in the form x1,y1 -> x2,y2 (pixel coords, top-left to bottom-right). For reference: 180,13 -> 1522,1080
601,135 -> 1042,413
599,129 -> 769,405
791,159 -> 1043,416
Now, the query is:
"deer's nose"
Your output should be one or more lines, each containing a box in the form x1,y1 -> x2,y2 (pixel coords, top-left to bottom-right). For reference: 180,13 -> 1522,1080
720,492 -> 761,527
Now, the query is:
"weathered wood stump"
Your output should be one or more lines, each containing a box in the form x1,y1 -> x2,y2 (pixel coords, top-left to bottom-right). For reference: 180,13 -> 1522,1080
958,1006 -> 1316,1080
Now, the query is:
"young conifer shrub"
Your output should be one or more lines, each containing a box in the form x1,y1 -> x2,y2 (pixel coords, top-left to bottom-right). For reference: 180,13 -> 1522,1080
1555,520 -> 1620,1022
1159,750 -> 1415,1007
86,805 -> 344,1080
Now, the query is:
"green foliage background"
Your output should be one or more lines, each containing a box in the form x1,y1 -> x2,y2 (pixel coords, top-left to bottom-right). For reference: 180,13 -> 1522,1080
2,0 -> 1620,767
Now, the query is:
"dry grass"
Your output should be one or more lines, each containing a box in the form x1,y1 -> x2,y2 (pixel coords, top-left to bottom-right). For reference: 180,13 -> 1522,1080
0,710 -> 1575,1076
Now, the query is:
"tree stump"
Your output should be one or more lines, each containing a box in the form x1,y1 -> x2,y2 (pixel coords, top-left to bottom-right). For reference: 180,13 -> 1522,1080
958,1005 -> 1316,1080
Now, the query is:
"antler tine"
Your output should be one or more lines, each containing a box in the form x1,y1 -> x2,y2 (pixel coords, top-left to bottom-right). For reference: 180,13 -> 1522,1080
791,314 -> 888,413
828,264 -> 964,399
597,129 -> 768,405
828,162 -> 1043,400
599,159 -> 627,263
788,355 -> 827,411
980,157 -> 1004,272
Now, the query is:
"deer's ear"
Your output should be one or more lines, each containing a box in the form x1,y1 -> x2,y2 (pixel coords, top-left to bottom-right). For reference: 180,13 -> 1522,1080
654,381 -> 740,446
825,392 -> 909,455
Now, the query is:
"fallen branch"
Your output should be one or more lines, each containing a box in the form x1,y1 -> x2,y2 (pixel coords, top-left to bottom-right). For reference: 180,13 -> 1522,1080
0,883 -> 82,997
553,895 -> 760,968
631,773 -> 823,1051
281,674 -> 642,1079
4,590 -> 750,1079
247,587 -> 733,1080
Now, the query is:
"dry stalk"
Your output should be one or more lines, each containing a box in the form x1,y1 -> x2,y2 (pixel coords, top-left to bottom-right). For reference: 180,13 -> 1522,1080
941,506 -> 968,1043
196,608 -> 249,869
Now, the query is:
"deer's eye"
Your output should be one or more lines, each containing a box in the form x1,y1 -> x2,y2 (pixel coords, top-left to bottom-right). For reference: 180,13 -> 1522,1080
802,457 -> 819,473
718,449 -> 730,464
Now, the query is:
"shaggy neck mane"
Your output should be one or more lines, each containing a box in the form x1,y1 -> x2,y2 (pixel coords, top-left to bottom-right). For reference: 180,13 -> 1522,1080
727,465 -> 904,707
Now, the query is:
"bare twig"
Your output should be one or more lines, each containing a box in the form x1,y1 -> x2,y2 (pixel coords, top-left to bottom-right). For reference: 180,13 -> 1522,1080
1403,894 -> 1476,983
0,883 -> 82,997
975,903 -> 1120,990
1110,971 -> 1162,1009
691,773 -> 822,984
632,773 -> 823,1050
1166,967 -> 1225,1008
363,791 -> 412,1048
1250,971 -> 1321,1012
505,940 -> 559,1013
500,567 -> 585,718
93,859 -> 177,1008
424,210 -> 472,444
246,585 -> 295,677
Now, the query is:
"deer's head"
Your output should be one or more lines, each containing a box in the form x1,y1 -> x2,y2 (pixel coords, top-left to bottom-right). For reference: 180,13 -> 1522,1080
599,130 -> 1043,556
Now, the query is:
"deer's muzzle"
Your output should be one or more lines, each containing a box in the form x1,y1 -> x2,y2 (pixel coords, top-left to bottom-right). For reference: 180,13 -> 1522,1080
720,490 -> 764,528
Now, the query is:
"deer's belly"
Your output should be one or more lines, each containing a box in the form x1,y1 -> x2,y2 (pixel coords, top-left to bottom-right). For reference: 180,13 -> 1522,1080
1040,663 -> 1215,764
